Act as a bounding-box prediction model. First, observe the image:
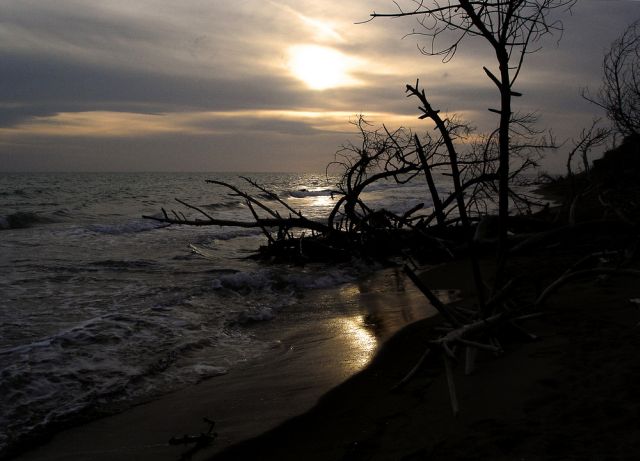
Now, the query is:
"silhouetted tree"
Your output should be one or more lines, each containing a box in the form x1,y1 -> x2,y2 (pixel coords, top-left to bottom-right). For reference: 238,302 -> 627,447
587,19 -> 640,138
369,0 -> 575,267
566,119 -> 611,178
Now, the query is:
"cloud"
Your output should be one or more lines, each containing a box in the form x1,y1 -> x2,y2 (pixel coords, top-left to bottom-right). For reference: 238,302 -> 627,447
0,108 -> 429,140
1,0 -> 640,172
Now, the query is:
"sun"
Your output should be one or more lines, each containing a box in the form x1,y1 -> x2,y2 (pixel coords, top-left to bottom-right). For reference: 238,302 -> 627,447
287,45 -> 356,90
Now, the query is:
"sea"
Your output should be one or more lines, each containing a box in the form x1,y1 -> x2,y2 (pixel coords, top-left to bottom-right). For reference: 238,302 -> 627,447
0,171 -> 440,456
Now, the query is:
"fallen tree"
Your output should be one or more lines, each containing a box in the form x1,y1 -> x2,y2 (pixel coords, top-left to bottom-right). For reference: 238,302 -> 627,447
144,0 -> 640,417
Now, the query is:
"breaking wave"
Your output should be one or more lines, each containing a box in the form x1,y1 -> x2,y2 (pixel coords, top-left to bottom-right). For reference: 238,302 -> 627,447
287,188 -> 335,198
202,200 -> 245,210
0,311 -> 256,457
211,266 -> 357,293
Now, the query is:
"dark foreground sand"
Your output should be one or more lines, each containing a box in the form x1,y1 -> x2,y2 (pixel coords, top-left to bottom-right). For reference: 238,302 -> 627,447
210,256 -> 640,461
12,254 -> 640,461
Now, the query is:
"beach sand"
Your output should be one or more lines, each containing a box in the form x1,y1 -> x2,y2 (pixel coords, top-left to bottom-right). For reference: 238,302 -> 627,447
12,267 -> 440,461
210,255 -> 640,460
12,252 -> 640,460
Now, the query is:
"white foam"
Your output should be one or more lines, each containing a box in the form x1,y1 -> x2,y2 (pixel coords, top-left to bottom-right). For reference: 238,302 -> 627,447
191,364 -> 228,377
211,267 -> 356,293
288,188 -> 335,198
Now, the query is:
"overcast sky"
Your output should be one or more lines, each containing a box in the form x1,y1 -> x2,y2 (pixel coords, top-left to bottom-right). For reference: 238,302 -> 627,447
1,0 -> 638,172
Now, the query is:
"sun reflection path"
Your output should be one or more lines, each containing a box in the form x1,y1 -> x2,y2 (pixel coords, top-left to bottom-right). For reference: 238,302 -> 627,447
307,194 -> 335,208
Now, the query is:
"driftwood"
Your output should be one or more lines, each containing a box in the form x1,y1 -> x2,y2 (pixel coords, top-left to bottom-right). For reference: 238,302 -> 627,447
535,267 -> 640,306
169,418 -> 217,461
143,178 -> 337,263
443,354 -> 459,417
392,348 -> 433,391
145,211 -> 329,233
143,174 -> 471,263
403,264 -> 462,327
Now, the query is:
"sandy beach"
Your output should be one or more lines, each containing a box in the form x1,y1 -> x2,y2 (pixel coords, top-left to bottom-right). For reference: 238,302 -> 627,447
11,267 -> 442,461
211,253 -> 640,460
7,217 -> 640,461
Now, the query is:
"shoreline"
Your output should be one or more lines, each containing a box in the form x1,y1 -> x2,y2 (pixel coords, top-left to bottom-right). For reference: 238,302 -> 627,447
12,249 -> 640,460
11,267 -> 441,461
211,255 -> 640,460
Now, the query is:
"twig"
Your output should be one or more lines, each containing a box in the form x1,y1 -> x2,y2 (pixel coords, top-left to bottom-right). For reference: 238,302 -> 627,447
245,199 -> 275,245
443,354 -> 459,417
241,176 -> 304,219
175,198 -> 215,221
206,179 -> 280,219
392,347 -> 432,390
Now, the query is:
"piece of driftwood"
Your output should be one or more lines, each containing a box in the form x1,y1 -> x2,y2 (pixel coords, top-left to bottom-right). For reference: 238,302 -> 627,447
169,418 -> 217,447
403,264 -> 463,327
169,418 -> 217,461
535,268 -> 640,306
443,354 -> 459,417
392,347 -> 433,391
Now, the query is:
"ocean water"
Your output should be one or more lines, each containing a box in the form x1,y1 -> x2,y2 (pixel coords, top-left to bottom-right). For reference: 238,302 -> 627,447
0,172 -> 440,455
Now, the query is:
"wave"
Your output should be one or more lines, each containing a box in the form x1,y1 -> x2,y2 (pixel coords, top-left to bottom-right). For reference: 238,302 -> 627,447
0,312 -> 254,458
287,188 -> 336,199
202,200 -> 245,210
85,219 -> 169,235
0,211 -> 56,230
211,266 -> 357,294
212,228 -> 263,241
90,259 -> 157,270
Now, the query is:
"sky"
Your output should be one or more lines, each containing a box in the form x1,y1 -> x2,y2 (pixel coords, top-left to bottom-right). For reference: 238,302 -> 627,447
1,0 -> 639,173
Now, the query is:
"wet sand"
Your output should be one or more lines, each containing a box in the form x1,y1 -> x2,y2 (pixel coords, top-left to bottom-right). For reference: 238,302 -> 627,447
12,267 -> 442,461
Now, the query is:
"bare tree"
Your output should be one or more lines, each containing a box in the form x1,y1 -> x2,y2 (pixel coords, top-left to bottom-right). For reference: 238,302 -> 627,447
369,0 -> 575,263
566,119 -> 611,177
586,19 -> 640,138
327,117 -> 427,233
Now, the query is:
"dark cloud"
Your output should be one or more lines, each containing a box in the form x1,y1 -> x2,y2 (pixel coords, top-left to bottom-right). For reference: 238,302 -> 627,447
0,51 -> 315,124
1,0 -> 639,172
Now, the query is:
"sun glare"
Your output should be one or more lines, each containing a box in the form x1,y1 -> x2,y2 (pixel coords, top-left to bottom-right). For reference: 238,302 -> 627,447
288,45 -> 356,90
